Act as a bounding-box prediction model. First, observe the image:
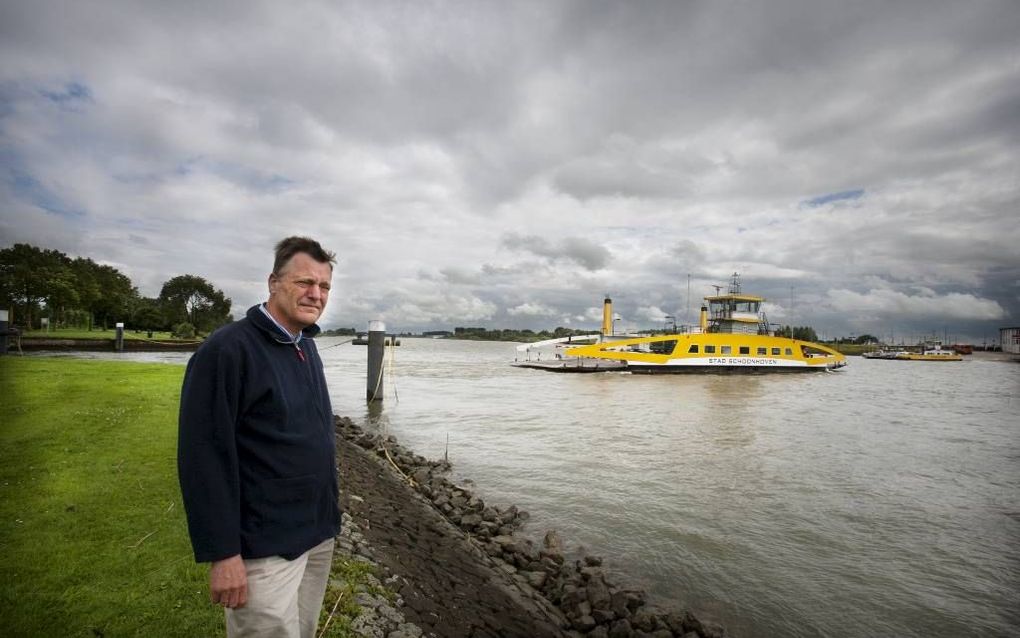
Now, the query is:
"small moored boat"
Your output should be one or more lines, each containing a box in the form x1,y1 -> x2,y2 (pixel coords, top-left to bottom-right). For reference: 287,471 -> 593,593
893,342 -> 962,361
862,349 -> 909,359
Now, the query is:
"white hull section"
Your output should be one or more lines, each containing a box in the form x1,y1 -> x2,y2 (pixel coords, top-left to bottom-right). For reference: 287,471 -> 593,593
647,357 -> 812,368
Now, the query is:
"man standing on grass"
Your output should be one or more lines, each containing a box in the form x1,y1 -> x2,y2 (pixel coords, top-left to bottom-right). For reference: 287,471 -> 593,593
178,236 -> 341,637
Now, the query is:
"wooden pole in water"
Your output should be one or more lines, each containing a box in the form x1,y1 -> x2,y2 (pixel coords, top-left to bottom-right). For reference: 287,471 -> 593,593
115,322 -> 125,352
366,320 -> 385,402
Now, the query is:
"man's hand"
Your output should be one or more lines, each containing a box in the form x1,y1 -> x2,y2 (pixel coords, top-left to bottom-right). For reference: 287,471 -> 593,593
210,555 -> 248,608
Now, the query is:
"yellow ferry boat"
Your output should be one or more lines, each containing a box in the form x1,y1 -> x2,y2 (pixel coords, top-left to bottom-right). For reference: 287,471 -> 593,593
554,273 -> 846,373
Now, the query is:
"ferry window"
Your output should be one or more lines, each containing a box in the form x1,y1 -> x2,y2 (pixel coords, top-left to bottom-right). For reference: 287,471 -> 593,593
721,345 -> 732,354
739,346 -> 750,355
688,344 -> 699,353
785,348 -> 793,355
650,340 -> 677,355
705,345 -> 716,353
757,347 -> 767,355
771,347 -> 781,355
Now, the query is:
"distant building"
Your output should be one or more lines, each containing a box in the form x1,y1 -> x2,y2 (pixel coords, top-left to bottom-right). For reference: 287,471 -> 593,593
1001,327 -> 1020,354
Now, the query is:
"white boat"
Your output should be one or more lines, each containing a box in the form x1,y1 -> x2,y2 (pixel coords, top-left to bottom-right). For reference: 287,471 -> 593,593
894,342 -> 962,361
862,349 -> 908,359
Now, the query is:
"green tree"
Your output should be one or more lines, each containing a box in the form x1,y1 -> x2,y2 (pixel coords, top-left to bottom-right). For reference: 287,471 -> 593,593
1,243 -> 144,331
42,270 -> 80,327
776,325 -> 819,342
158,275 -> 232,334
173,322 -> 196,339
68,258 -> 102,329
0,243 -> 75,328
84,261 -> 137,329
131,297 -> 166,332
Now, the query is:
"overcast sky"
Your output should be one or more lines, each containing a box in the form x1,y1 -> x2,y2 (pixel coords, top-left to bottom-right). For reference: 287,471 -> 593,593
1,0 -> 1017,342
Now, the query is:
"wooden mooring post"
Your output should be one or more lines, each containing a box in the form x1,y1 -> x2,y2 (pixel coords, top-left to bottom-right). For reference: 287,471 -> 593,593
366,320 -> 385,402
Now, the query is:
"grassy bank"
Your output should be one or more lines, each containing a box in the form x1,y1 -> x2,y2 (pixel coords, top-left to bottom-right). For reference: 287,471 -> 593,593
0,357 -> 373,637
20,328 -> 185,341
0,357 -> 221,636
827,343 -> 981,356
828,343 -> 872,356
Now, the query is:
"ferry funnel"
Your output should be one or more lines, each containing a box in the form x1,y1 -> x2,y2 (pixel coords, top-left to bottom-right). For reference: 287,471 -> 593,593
602,297 -> 613,337
699,305 -> 708,333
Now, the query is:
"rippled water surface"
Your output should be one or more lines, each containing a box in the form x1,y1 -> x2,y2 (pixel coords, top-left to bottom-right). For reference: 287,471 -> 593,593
52,339 -> 1020,636
318,338 -> 1020,638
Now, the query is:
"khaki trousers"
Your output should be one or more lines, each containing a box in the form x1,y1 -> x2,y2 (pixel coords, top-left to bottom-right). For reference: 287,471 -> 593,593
226,537 -> 335,638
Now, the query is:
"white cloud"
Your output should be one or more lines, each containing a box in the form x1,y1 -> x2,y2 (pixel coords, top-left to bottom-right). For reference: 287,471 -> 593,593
507,302 -> 555,317
825,288 -> 1006,321
634,305 -> 670,323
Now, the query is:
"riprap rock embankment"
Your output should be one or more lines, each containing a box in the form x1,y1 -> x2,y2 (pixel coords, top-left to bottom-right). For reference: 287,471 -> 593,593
334,415 -> 727,638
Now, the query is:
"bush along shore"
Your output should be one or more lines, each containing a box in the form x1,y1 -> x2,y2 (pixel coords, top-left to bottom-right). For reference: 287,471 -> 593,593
334,416 -> 728,638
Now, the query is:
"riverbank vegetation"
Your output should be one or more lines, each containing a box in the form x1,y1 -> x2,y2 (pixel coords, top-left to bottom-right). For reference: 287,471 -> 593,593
20,327 -> 185,341
0,357 -> 370,636
451,326 -> 596,342
0,243 -> 231,334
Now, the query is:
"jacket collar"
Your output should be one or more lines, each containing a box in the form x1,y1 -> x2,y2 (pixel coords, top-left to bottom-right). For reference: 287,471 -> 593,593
247,304 -> 321,342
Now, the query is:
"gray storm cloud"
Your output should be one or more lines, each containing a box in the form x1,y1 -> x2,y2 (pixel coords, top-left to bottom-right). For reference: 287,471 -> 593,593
1,0 -> 1017,341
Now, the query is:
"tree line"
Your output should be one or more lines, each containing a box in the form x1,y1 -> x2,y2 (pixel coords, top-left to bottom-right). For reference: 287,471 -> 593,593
452,326 -> 595,342
774,325 -> 819,342
0,243 -> 232,336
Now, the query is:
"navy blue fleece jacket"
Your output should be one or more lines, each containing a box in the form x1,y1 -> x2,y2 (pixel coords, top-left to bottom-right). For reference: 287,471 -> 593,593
177,304 -> 341,563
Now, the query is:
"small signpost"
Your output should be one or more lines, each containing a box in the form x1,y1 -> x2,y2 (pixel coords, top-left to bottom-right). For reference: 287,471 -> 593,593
115,322 -> 125,352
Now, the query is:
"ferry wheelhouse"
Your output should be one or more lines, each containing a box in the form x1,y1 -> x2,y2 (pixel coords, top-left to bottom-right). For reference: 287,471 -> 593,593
559,274 -> 846,373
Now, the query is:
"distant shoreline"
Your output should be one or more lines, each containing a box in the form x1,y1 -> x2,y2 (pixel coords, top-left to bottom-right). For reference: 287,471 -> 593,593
16,338 -> 201,352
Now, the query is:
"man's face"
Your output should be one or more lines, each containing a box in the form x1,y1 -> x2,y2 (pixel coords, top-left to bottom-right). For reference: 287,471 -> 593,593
266,252 -> 333,334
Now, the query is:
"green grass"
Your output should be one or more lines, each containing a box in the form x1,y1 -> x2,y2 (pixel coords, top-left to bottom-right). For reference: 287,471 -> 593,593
829,343 -> 870,356
0,357 -> 221,637
0,357 -> 386,637
20,328 -> 188,341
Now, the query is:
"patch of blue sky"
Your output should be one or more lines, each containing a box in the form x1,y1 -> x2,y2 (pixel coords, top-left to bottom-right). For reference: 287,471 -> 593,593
174,156 -> 295,193
112,170 -> 165,186
601,225 -> 680,242
802,188 -> 865,208
8,169 -> 86,219
110,216 -> 156,231
0,85 -> 18,120
40,81 -> 92,106
0,147 -> 18,168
